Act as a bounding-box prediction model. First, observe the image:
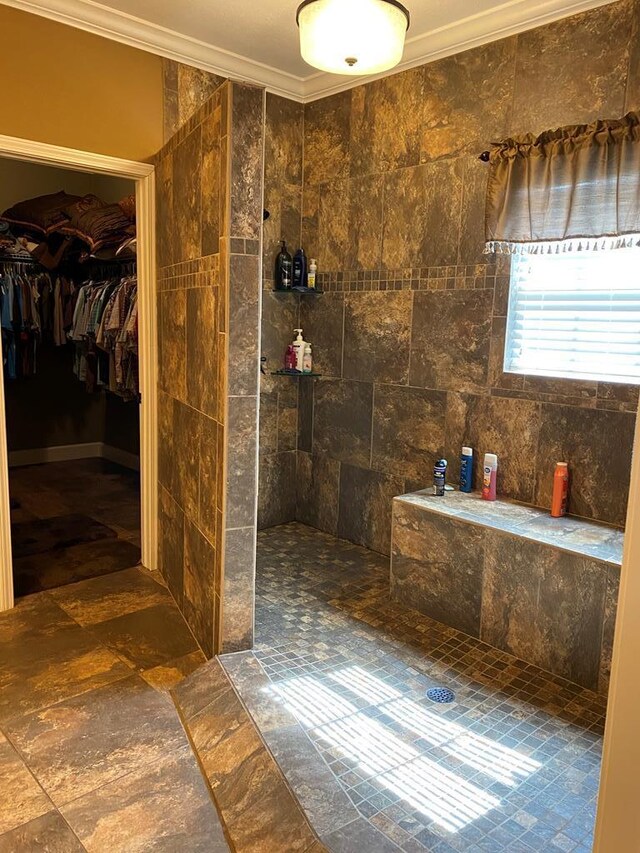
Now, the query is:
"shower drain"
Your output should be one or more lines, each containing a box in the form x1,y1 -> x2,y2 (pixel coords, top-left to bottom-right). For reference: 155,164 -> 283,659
426,687 -> 456,704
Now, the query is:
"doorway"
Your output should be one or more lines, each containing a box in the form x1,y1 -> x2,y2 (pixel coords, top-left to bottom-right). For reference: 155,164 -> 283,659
0,133 -> 157,611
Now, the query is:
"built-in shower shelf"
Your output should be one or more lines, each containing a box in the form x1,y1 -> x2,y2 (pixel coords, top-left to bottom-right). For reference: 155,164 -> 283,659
271,370 -> 322,378
271,288 -> 323,295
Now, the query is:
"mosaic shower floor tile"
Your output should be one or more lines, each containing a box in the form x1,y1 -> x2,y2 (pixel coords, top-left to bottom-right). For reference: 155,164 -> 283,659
223,522 -> 605,853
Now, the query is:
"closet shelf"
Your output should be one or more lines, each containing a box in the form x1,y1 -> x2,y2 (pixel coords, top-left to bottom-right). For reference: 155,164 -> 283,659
271,370 -> 322,378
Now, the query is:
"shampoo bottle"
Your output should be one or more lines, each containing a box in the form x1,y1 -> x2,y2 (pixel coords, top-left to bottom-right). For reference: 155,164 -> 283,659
292,329 -> 306,371
275,240 -> 292,290
482,453 -> 498,501
551,462 -> 569,517
460,446 -> 473,493
293,247 -> 307,288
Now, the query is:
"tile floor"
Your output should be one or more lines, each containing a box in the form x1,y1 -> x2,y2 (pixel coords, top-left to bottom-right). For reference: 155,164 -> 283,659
10,458 -> 142,547
224,522 -> 607,853
9,459 -> 142,594
0,567 -> 228,852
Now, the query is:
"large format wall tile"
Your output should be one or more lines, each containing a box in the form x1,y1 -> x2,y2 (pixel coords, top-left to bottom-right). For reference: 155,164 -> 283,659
300,293 -> 344,378
158,486 -> 184,607
228,253 -> 260,398
535,404 -> 635,526
229,84 -> 264,240
258,452 -> 297,529
183,518 -> 215,657
159,290 -> 186,401
626,0 -> 640,111
221,526 -> 256,653
304,91 -> 352,185
226,396 -> 259,530
510,1 -> 632,134
409,289 -> 493,392
338,464 -> 404,555
201,100 -> 222,256
350,67 -> 424,176
372,385 -> 446,482
445,393 -> 541,503
313,380 -> 373,467
481,530 -> 607,690
343,291 -> 412,383
173,126 -> 202,263
382,160 -> 463,268
186,286 -> 219,419
391,500 -> 485,636
346,174 -> 384,270
600,565 -> 621,694
296,452 -> 340,535
421,38 -> 516,163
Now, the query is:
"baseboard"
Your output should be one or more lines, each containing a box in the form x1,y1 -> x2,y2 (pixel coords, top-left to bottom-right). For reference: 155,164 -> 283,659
8,442 -> 140,471
8,442 -> 103,467
101,444 -> 140,471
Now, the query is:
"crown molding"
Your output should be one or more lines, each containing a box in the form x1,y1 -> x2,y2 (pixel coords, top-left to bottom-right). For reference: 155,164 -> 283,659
0,0 -> 616,103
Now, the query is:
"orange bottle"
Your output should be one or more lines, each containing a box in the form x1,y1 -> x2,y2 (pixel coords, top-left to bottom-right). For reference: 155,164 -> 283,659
551,462 -> 569,517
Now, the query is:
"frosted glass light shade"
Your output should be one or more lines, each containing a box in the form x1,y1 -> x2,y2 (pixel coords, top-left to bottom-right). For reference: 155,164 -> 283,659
297,0 -> 410,75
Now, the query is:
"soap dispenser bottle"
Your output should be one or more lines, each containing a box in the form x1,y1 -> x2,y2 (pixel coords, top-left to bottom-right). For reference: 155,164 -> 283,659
292,329 -> 306,372
275,240 -> 292,290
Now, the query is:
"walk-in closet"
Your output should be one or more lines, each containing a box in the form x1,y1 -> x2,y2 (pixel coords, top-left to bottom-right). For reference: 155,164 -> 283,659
0,157 -> 141,596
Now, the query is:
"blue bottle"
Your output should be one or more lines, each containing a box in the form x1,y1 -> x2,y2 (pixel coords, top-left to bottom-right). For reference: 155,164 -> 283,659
433,459 -> 447,496
460,446 -> 473,492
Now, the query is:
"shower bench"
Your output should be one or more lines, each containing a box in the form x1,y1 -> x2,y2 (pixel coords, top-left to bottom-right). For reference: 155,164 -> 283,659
390,489 -> 623,694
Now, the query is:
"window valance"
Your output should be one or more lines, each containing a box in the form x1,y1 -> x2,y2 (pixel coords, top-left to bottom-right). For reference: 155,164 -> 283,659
484,112 -> 640,254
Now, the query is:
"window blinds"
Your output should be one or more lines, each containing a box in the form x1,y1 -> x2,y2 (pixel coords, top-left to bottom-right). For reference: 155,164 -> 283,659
504,249 -> 640,384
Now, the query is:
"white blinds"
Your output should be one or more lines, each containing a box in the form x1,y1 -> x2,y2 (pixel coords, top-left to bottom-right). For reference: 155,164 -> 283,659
504,247 -> 640,384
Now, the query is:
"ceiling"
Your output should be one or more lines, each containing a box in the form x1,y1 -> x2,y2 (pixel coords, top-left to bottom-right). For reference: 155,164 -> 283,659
1,0 -> 616,100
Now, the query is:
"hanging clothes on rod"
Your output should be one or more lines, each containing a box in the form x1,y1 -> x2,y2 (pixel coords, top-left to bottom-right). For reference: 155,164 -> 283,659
0,260 -> 53,380
69,275 -> 138,400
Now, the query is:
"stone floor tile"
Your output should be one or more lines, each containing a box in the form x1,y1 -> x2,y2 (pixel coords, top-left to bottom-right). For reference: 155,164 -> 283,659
60,747 -> 228,852
5,675 -> 188,806
86,603 -> 199,670
0,732 -> 52,835
0,811 -> 86,852
49,567 -> 173,627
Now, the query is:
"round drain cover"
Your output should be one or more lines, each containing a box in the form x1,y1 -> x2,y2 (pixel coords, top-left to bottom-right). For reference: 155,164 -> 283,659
426,687 -> 455,704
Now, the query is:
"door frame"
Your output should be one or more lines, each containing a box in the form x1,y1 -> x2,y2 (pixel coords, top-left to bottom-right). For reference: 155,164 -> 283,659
0,134 -> 157,610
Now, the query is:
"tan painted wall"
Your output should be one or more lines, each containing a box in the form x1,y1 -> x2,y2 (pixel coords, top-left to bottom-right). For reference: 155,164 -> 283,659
0,6 -> 163,161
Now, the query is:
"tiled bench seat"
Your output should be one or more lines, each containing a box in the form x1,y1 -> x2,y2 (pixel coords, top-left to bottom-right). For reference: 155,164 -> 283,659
391,490 -> 623,694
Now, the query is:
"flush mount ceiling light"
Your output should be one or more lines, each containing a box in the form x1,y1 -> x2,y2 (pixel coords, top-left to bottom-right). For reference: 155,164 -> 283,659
296,0 -> 410,76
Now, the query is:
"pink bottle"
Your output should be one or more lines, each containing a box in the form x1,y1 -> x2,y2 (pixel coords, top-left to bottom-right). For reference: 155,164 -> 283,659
284,345 -> 297,371
482,453 -> 498,501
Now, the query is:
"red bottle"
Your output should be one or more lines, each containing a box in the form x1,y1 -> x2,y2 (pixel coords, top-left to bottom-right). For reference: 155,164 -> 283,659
551,462 -> 569,517
284,345 -> 297,371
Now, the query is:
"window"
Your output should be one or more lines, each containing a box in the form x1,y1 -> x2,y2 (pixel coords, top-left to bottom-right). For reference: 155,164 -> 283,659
504,246 -> 640,385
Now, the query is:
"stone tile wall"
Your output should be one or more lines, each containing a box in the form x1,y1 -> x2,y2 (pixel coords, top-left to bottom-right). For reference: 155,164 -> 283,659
296,0 -> 640,553
156,77 -> 264,656
258,94 -> 304,529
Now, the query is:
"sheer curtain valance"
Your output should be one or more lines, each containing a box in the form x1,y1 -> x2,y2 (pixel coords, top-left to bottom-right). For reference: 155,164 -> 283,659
484,111 -> 640,254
